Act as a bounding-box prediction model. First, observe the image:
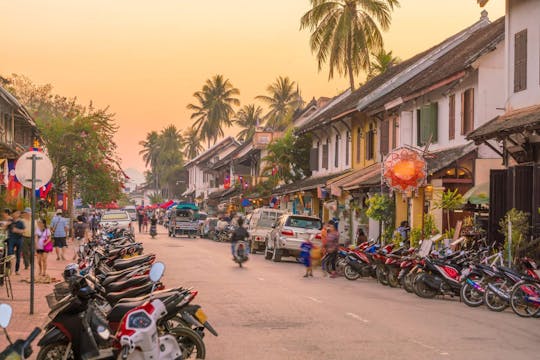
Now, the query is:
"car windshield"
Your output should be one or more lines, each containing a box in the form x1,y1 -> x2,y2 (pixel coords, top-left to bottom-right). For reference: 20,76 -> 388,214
285,216 -> 321,230
101,212 -> 129,221
258,211 -> 282,228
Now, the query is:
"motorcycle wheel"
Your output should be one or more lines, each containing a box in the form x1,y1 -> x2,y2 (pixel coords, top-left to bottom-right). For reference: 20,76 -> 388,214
413,274 -> 438,299
169,326 -> 206,359
344,264 -> 360,281
483,284 -> 508,312
376,265 -> 389,286
510,282 -> 540,317
387,268 -> 400,288
37,343 -> 74,360
336,258 -> 347,276
403,272 -> 415,293
460,278 -> 484,307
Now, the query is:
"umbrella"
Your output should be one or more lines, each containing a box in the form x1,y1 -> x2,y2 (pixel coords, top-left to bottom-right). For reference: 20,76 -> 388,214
463,183 -> 489,205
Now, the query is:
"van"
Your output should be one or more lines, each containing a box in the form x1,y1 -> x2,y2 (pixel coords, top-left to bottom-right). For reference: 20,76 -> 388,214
247,208 -> 284,253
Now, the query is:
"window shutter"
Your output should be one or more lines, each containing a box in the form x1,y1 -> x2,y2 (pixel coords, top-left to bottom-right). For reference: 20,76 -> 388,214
430,102 -> 438,142
309,148 -> 319,171
514,29 -> 527,92
356,128 -> 361,163
467,89 -> 474,133
380,119 -> 390,156
449,94 -> 455,140
345,131 -> 350,165
416,109 -> 422,146
335,135 -> 339,168
460,92 -> 465,135
322,143 -> 329,169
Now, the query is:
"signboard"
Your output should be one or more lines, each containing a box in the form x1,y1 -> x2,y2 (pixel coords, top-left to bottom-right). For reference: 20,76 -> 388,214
253,132 -> 273,149
15,151 -> 53,190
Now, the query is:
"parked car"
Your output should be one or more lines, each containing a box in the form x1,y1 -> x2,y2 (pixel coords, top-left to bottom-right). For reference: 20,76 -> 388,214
247,208 -> 284,254
168,205 -> 199,238
123,205 -> 137,222
265,214 -> 322,262
99,210 -> 134,234
201,217 -> 219,238
196,212 -> 208,236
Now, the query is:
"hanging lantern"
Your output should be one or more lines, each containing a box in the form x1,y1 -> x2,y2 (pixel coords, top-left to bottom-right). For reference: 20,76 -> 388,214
383,147 -> 427,194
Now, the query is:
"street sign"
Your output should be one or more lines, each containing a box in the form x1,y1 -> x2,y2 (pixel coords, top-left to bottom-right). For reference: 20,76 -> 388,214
15,151 -> 53,189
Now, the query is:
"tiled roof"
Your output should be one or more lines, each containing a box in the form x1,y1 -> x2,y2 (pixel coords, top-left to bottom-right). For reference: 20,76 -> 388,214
426,143 -> 477,175
272,170 -> 351,196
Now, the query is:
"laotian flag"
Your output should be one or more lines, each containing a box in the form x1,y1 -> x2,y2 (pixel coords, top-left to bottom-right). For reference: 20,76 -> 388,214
7,160 -> 22,200
35,182 -> 52,199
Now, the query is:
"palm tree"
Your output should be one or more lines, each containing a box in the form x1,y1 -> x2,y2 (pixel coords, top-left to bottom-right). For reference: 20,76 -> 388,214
235,104 -> 263,142
187,74 -> 240,147
139,131 -> 160,188
367,49 -> 401,80
256,76 -> 303,131
183,126 -> 204,160
157,125 -> 184,198
300,0 -> 400,91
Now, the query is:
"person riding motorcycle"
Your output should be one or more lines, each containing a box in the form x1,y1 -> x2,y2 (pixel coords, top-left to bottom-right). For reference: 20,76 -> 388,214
230,218 -> 249,260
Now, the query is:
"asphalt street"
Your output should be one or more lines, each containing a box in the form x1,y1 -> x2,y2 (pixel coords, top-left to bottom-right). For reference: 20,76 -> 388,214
141,228 -> 540,360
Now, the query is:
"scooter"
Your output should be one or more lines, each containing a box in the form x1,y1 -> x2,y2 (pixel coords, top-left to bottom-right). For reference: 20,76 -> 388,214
233,241 -> 249,268
0,304 -> 41,360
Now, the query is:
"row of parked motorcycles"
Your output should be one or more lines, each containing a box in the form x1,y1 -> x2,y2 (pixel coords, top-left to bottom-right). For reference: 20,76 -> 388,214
335,240 -> 540,318
0,227 -> 217,360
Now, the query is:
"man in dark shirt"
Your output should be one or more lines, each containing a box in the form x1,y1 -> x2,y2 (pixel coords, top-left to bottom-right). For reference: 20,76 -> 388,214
6,210 -> 25,275
230,218 -> 250,259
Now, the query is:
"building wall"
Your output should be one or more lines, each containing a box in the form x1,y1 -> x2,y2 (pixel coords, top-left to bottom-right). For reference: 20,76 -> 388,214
351,114 -> 378,170
311,120 -> 352,177
506,0 -> 540,110
477,43 -> 506,132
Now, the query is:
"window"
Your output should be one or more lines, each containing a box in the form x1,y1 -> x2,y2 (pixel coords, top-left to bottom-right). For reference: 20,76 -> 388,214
345,131 -> 350,165
322,139 -> 329,169
334,134 -> 339,168
379,119 -> 390,156
366,123 -> 375,160
514,29 -> 527,92
356,128 -> 361,163
309,147 -> 319,171
449,94 -> 455,140
417,102 -> 438,146
391,118 -> 398,149
461,89 -> 474,135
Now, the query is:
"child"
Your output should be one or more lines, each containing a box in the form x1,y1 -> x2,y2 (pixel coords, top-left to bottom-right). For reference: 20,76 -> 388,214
300,236 -> 314,277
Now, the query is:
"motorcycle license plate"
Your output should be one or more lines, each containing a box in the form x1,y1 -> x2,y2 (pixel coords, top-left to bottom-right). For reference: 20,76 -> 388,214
195,308 -> 208,324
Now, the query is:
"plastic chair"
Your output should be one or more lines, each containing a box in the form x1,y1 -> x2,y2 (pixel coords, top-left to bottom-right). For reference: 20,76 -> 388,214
0,254 -> 14,299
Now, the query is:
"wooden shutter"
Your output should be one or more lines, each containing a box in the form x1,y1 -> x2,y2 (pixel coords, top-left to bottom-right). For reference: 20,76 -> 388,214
416,109 -> 422,146
461,89 -> 474,135
489,169 -> 508,247
430,102 -> 438,143
514,29 -> 527,92
309,148 -> 319,171
345,131 -> 350,165
335,135 -> 339,168
391,118 -> 397,149
449,94 -> 455,140
322,143 -> 329,169
356,128 -> 361,163
380,118 -> 390,156
419,104 -> 435,145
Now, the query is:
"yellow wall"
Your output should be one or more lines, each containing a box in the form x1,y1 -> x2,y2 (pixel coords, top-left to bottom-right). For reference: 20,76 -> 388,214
351,114 -> 378,170
395,193 -> 408,225
410,188 -> 425,230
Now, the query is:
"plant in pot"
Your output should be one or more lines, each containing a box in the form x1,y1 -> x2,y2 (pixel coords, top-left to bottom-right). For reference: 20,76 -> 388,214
434,189 -> 464,233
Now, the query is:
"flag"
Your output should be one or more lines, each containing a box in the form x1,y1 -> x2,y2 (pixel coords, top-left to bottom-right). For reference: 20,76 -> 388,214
317,186 -> 322,199
35,182 -> 52,199
7,160 -> 22,200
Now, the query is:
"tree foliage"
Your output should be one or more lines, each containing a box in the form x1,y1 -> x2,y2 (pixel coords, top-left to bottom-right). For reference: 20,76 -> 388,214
367,48 -> 401,80
256,76 -> 303,131
235,104 -> 263,142
300,0 -> 400,90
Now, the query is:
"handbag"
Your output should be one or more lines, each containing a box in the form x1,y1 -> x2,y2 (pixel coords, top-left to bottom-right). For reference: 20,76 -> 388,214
43,230 -> 53,252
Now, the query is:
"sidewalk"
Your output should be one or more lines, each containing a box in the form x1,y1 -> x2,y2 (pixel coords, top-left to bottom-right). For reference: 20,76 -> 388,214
0,251 -> 74,352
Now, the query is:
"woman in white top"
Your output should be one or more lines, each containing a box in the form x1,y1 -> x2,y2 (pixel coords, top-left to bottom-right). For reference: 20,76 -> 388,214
35,218 -> 52,277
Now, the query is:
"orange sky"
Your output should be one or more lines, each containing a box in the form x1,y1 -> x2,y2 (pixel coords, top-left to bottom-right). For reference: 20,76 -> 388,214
0,0 -> 503,173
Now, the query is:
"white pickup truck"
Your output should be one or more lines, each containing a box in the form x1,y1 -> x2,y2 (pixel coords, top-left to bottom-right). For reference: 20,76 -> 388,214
246,208 -> 284,253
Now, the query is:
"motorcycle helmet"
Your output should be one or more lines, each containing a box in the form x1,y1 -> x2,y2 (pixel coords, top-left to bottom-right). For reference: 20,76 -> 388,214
63,263 -> 79,282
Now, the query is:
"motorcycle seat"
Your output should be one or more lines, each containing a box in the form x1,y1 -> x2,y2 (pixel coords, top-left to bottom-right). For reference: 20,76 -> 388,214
106,282 -> 155,305
116,286 -> 186,303
107,291 -> 173,323
113,254 -> 155,270
105,276 -> 149,293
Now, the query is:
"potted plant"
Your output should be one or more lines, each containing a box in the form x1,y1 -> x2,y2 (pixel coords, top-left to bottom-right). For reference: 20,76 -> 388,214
434,189 -> 464,232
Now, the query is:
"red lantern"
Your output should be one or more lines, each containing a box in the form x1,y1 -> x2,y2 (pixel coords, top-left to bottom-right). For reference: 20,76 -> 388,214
383,147 -> 426,194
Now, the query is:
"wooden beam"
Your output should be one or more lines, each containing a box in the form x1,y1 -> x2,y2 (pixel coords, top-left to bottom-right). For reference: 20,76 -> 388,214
483,140 -> 503,158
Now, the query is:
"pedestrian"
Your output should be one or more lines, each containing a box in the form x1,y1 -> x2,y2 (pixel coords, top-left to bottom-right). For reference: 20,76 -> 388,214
72,215 -> 89,260
20,208 -> 36,270
51,209 -> 69,261
6,210 -> 25,275
300,236 -> 314,277
142,211 -> 149,233
35,218 -> 52,277
89,212 -> 99,236
137,207 -> 144,233
356,228 -> 368,244
397,221 -> 410,246
320,221 -> 329,275
325,220 -> 340,278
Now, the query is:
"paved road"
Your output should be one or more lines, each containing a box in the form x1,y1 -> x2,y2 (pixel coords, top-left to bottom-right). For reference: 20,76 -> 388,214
141,228 -> 540,360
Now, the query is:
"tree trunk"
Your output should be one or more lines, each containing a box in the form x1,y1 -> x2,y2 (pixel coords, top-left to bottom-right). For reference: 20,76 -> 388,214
67,176 -> 74,238
346,31 -> 355,91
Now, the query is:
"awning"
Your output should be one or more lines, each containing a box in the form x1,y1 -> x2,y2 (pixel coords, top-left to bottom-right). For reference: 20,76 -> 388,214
159,200 -> 174,209
272,170 -> 351,196
463,182 -> 489,205
467,104 -> 540,143
342,164 -> 381,191
208,188 -> 229,199
426,143 -> 476,175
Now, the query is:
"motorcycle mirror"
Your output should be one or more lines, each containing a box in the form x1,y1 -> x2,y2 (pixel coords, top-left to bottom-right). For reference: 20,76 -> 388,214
97,325 -> 110,340
79,245 -> 85,254
149,262 -> 165,283
0,303 -> 13,328
399,242 -> 404,247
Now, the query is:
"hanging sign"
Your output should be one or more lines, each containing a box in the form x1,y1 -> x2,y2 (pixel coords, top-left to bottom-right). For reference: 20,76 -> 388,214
383,147 -> 426,194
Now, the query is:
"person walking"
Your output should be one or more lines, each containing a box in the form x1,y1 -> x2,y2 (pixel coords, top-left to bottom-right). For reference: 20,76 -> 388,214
89,212 -> 99,236
51,209 -> 69,261
35,218 -> 52,277
137,207 -> 144,233
325,220 -> 340,278
142,211 -> 149,233
20,208 -> 36,270
300,236 -> 314,277
6,210 -> 25,275
72,215 -> 89,260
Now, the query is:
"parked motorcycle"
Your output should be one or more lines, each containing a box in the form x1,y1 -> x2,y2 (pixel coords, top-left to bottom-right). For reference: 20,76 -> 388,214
0,304 -> 41,360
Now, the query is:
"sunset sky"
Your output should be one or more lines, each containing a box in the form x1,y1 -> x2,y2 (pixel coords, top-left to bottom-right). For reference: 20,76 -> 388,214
0,0 -> 503,173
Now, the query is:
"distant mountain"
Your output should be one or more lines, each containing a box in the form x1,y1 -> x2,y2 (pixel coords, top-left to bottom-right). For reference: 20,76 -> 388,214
124,168 -> 145,186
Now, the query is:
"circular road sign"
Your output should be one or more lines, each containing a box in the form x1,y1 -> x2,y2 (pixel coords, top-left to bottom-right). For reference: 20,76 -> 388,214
15,151 -> 53,190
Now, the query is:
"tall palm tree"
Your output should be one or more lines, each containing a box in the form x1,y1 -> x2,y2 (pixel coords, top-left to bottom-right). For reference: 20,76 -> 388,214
256,76 -> 303,131
139,131 -> 160,188
367,49 -> 401,80
235,104 -> 263,142
157,125 -> 184,198
183,126 -> 204,160
300,0 -> 400,90
187,74 -> 240,147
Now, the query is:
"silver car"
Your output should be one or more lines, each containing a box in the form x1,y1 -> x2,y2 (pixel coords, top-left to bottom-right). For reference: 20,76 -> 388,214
99,210 -> 134,234
265,214 -> 322,262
